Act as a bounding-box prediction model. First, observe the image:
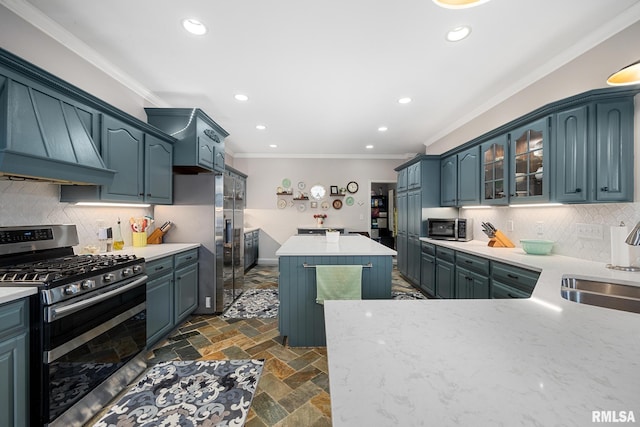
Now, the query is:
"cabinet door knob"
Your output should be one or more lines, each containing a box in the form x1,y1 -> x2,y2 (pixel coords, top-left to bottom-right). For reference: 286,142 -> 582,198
600,186 -> 609,192
575,188 -> 582,193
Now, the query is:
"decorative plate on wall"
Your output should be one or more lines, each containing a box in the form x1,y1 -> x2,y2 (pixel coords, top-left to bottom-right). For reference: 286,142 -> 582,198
282,178 -> 291,188
345,196 -> 354,206
333,199 -> 343,210
277,199 -> 287,209
297,203 -> 306,212
298,181 -> 306,190
321,201 -> 329,210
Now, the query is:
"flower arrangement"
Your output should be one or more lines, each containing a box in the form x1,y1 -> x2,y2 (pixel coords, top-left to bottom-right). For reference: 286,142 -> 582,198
313,214 -> 328,219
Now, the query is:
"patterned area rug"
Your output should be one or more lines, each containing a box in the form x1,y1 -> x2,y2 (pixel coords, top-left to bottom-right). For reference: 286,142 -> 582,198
92,359 -> 264,427
392,291 -> 427,300
222,289 -> 279,319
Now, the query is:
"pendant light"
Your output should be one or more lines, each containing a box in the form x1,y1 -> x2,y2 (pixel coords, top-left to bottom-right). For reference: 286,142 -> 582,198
432,0 -> 491,9
606,60 -> 640,86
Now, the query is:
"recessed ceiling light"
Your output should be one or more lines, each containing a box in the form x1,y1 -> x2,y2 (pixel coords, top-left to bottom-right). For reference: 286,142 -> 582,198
269,144 -> 278,148
234,94 -> 249,101
366,145 -> 374,149
182,18 -> 207,35
378,126 -> 388,132
446,26 -> 471,42
433,0 -> 490,9
398,97 -> 412,104
256,125 -> 266,130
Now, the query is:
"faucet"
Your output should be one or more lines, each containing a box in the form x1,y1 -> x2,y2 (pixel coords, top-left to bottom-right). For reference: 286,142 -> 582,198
626,221 -> 640,246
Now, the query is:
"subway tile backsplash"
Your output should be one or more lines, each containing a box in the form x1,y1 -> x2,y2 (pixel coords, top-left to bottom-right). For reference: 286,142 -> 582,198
0,181 -> 152,252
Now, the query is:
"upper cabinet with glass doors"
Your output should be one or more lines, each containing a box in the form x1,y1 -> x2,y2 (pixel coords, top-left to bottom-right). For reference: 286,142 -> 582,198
509,116 -> 550,204
481,135 -> 508,205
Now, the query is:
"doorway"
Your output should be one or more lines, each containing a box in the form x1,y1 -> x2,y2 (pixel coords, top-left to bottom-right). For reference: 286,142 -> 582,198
369,181 -> 396,249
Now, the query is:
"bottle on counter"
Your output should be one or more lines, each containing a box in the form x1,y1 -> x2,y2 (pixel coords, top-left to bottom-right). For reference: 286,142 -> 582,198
113,218 -> 125,250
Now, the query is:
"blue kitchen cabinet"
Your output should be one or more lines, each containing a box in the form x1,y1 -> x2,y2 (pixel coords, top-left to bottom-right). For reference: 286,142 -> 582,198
554,99 -> 633,203
490,261 -> 538,299
509,116 -> 550,204
407,189 -> 421,284
396,192 -> 408,276
0,299 -> 29,427
481,134 -> 509,205
455,267 -> 490,299
555,105 -> 589,203
174,249 -> 199,326
435,246 -> 455,299
594,99 -> 634,202
101,115 -> 145,202
144,134 -> 173,204
395,156 -> 441,286
420,242 -> 436,296
145,248 -> 198,348
145,108 -> 228,173
457,146 -> 481,206
440,154 -> 457,206
397,167 -> 408,192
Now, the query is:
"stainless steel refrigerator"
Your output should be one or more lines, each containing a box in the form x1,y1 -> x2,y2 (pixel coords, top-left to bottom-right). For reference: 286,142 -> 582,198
154,171 -> 244,314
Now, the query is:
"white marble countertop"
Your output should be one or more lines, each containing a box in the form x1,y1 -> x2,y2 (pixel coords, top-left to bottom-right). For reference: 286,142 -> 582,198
276,234 -> 397,256
107,243 -> 200,262
325,239 -> 640,426
0,244 -> 201,305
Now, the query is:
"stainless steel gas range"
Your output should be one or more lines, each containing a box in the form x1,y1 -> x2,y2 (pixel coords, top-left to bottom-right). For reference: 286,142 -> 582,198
0,225 -> 147,427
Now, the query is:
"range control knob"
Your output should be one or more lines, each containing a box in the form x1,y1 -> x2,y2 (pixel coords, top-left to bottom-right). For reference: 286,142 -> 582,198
122,268 -> 133,277
133,265 -> 143,274
103,273 -> 116,283
81,279 -> 95,290
64,284 -> 79,295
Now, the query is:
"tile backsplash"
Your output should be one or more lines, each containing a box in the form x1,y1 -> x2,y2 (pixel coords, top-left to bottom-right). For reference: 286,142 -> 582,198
2,180 -> 640,264
0,181 -> 153,252
461,203 -> 640,264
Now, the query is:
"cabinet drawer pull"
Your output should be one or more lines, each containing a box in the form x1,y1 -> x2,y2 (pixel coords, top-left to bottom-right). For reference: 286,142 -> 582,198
575,188 -> 581,193
465,260 -> 473,264
601,186 -> 609,192
185,256 -> 193,260
155,266 -> 164,271
507,293 -> 518,298
507,273 -> 519,279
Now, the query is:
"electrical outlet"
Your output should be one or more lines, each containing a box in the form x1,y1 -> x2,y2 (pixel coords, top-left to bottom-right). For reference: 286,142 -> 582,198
535,221 -> 544,236
576,223 -> 604,240
205,297 -> 212,308
507,220 -> 514,232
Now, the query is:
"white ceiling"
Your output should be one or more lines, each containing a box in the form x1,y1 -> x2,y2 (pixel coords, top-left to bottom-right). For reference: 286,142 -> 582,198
7,0 -> 640,158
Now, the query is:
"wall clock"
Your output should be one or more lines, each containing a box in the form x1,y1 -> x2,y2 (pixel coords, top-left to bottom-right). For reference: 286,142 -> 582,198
347,181 -> 359,193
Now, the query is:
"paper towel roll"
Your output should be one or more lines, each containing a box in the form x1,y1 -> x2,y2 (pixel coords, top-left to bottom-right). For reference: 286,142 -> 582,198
611,224 -> 632,267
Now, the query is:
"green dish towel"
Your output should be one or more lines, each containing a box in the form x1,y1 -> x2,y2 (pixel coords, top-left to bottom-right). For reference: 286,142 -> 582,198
315,265 -> 363,305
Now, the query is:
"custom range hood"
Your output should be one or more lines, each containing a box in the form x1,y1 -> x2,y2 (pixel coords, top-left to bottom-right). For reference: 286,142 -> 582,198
0,48 -> 115,185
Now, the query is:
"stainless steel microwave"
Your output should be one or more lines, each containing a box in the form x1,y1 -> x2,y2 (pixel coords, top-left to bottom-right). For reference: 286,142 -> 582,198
426,218 -> 472,241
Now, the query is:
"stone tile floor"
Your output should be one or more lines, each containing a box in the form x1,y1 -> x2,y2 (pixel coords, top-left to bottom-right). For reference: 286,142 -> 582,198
89,263 -> 418,426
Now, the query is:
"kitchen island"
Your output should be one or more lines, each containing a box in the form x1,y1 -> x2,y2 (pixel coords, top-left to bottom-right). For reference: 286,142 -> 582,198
276,234 -> 396,346
325,239 -> 640,426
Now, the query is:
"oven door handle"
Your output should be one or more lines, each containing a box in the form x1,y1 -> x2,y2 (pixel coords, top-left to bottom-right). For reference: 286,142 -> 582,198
47,275 -> 148,322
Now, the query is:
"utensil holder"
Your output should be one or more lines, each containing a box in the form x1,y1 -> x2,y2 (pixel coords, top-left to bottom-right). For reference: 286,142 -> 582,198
146,228 -> 165,245
132,232 -> 147,247
488,230 -> 515,248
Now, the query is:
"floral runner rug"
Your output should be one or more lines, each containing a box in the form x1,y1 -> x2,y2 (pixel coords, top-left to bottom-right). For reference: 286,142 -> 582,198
222,289 -> 279,319
92,359 -> 264,426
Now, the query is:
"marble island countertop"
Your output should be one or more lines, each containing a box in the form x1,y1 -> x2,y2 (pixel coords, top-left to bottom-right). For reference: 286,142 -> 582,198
276,234 -> 396,256
325,239 -> 640,426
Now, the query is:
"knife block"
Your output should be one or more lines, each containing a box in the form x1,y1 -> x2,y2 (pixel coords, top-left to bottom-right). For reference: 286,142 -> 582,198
146,228 -> 165,245
488,230 -> 515,248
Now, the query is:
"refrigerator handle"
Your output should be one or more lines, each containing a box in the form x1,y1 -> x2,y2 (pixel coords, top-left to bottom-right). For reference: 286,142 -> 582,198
224,219 -> 232,244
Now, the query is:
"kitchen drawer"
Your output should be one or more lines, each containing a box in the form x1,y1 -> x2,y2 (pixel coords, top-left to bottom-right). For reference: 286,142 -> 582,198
491,262 -> 539,294
174,249 -> 198,268
146,256 -> 174,279
421,241 -> 436,256
491,280 -> 531,299
0,299 -> 28,340
456,252 -> 489,276
436,246 -> 455,263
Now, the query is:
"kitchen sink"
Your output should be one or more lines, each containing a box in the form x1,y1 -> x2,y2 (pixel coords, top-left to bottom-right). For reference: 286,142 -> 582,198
561,277 -> 640,314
